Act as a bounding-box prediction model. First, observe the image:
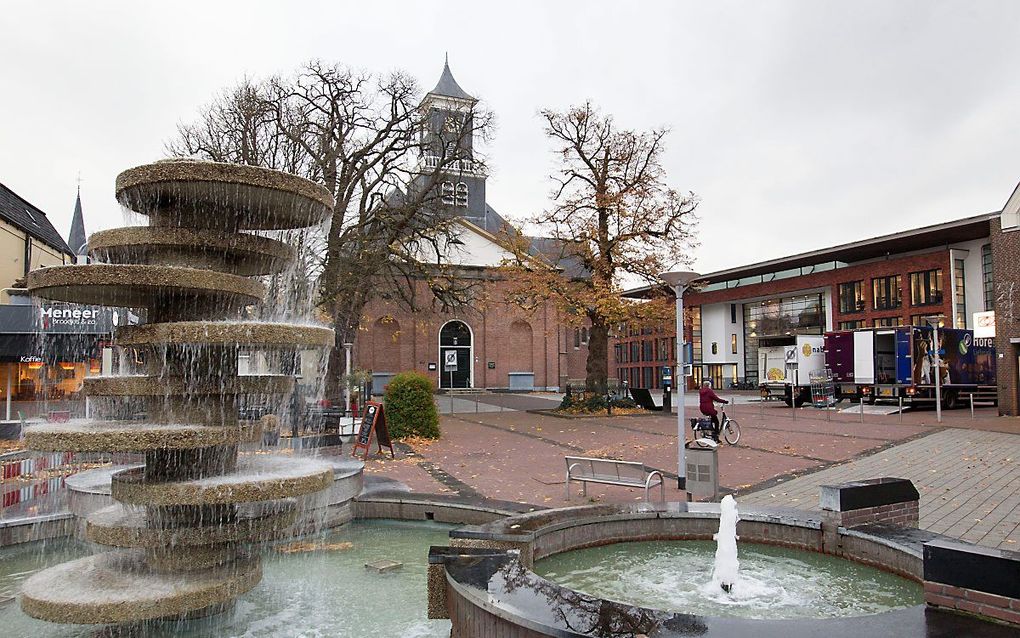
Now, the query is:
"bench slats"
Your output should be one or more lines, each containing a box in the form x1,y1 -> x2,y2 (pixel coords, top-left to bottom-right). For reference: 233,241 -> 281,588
565,455 -> 664,502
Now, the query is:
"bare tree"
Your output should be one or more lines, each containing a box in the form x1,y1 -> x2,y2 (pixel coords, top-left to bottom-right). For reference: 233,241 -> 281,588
503,102 -> 698,392
168,60 -> 492,399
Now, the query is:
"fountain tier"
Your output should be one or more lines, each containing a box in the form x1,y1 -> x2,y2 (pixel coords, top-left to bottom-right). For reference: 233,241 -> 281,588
89,227 -> 297,276
21,159 -> 338,626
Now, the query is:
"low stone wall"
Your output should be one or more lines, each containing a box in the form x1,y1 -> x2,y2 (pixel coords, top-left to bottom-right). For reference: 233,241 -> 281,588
924,538 -> 1020,626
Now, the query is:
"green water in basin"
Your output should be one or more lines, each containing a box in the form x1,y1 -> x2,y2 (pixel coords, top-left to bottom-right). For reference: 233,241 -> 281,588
535,540 -> 924,620
0,519 -> 452,637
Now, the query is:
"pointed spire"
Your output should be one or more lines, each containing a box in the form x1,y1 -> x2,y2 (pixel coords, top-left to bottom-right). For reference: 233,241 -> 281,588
428,55 -> 475,101
67,186 -> 88,259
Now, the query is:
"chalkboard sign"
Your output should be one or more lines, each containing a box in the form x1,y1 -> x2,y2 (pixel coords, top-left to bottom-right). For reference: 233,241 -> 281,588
351,401 -> 394,460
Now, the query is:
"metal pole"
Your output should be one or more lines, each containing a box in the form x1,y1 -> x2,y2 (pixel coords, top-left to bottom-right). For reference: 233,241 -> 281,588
970,393 -> 974,419
899,396 -> 903,424
675,283 -> 686,493
342,343 -> 353,417
933,325 -> 943,424
860,396 -> 865,423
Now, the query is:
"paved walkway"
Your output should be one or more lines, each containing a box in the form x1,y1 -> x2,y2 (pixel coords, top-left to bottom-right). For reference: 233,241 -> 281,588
741,427 -> 1020,549
364,398 -> 1020,549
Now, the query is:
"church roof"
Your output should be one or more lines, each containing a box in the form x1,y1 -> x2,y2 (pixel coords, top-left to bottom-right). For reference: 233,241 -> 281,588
0,181 -> 73,255
428,55 -> 475,101
68,188 -> 88,255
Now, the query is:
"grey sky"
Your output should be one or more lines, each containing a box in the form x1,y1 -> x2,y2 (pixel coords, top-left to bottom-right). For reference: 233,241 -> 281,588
1,1 -> 1018,276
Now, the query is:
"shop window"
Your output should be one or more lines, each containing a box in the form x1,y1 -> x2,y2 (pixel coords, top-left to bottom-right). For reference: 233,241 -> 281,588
730,334 -> 737,354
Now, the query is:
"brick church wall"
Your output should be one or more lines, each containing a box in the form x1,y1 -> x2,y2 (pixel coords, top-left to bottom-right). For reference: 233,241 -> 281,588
356,278 -> 586,391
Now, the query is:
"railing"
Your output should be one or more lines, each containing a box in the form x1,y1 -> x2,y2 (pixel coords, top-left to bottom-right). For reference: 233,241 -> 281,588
421,156 -> 481,174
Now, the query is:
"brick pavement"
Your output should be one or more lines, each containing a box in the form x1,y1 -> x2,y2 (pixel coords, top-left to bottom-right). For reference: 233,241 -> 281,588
740,427 -> 1020,549
364,402 -> 964,505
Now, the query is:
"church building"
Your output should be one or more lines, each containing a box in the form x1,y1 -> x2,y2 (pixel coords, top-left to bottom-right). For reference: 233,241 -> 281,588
354,60 -> 588,392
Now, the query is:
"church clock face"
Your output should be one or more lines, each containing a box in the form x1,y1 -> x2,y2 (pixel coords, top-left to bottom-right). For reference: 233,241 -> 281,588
443,115 -> 460,133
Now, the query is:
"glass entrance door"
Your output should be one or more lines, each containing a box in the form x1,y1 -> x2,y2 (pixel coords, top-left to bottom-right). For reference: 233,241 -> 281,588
439,321 -> 472,389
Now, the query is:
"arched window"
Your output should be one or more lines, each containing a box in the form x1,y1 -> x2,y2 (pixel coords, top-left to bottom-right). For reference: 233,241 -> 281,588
455,182 -> 468,207
441,181 -> 454,205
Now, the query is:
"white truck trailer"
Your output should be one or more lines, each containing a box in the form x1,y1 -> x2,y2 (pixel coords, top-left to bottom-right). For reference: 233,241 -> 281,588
758,335 -> 826,407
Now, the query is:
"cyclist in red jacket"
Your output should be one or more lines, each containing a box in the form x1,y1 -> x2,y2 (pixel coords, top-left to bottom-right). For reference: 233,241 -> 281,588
699,380 -> 728,438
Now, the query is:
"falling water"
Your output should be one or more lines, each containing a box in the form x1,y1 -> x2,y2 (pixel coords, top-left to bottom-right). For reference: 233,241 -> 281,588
711,494 -> 740,593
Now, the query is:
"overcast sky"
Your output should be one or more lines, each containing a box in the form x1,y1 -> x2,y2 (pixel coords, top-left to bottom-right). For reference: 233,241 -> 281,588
2,0 -> 1019,275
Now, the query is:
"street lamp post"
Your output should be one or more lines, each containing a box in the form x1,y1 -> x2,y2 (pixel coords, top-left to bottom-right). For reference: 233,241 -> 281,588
660,270 -> 701,496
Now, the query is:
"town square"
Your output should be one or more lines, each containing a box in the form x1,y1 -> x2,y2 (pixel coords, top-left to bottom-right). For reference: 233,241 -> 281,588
0,2 -> 1019,636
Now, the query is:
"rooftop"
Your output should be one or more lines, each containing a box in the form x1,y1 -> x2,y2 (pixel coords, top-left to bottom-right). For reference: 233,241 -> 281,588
624,212 -> 995,299
427,55 -> 475,102
0,181 -> 73,255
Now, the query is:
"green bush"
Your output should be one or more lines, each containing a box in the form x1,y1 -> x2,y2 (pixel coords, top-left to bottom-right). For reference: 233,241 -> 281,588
383,371 -> 440,439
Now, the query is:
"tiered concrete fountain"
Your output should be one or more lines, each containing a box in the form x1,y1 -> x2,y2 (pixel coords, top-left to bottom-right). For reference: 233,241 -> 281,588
19,160 -> 338,625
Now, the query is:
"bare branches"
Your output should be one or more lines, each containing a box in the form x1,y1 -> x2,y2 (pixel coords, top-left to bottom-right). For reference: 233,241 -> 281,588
504,102 -> 699,391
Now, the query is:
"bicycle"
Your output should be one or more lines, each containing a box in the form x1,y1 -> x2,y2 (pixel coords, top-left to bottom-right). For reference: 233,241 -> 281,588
689,405 -> 741,447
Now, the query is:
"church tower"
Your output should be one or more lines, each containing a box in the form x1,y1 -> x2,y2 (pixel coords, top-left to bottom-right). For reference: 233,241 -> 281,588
419,56 -> 487,222
67,186 -> 88,264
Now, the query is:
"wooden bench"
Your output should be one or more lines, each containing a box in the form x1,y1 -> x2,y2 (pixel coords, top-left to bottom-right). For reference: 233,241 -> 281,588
565,456 -> 665,502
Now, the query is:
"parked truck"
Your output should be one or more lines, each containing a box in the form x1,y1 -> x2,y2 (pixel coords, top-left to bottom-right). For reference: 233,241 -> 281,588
758,335 -> 825,407
825,326 -> 996,408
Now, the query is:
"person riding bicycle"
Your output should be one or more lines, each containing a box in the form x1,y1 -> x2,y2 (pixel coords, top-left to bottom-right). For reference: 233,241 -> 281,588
699,380 -> 729,440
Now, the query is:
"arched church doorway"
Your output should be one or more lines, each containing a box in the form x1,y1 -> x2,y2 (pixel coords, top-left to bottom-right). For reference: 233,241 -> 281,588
439,320 -> 473,389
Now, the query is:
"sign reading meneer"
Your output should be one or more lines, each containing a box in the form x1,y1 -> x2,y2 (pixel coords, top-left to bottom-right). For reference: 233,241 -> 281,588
0,303 -> 116,335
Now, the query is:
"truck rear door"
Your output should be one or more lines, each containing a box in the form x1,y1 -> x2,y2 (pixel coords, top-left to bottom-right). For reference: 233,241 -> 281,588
824,331 -> 854,382
853,330 -> 875,384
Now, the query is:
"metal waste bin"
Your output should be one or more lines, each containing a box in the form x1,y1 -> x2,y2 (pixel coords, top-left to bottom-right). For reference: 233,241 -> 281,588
685,445 -> 719,501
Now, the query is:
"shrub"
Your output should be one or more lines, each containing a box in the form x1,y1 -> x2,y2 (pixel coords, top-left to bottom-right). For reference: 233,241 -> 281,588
383,371 -> 440,439
610,396 -> 636,409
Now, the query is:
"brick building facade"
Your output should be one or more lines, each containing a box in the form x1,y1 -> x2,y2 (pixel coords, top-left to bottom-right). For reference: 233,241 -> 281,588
353,60 -> 589,392
614,214 -> 996,392
991,183 -> 1020,416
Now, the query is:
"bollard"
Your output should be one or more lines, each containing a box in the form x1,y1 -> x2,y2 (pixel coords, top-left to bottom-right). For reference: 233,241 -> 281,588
899,396 -> 903,424
860,396 -> 865,424
475,394 -> 479,414
970,393 -> 974,419
791,391 -> 796,421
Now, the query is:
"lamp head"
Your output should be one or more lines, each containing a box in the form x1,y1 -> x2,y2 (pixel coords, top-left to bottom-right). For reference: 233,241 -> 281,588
660,270 -> 701,289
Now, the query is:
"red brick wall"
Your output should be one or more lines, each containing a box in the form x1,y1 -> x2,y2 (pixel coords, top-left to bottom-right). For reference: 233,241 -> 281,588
611,249 -> 955,389
991,217 -> 1020,416
687,249 -> 954,328
356,278 -> 585,390
924,583 -> 1020,626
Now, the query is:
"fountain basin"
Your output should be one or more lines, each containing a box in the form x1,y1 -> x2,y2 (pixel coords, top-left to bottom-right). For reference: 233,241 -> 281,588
83,374 -> 294,397
24,421 -> 238,452
115,160 -> 334,230
26,263 -> 265,309
536,539 -> 921,619
85,500 -> 299,548
110,455 -> 335,506
89,227 -> 296,276
20,550 -> 262,624
115,321 -> 334,348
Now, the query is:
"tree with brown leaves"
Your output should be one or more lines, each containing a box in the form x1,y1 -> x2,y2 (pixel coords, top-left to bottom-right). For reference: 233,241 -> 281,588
504,103 -> 698,392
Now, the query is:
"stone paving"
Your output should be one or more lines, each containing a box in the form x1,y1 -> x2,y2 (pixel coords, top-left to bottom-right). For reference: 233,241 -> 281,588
741,427 -> 1020,549
363,394 -> 1020,549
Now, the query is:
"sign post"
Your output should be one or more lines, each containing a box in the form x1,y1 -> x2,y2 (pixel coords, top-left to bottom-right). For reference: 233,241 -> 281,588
443,350 -> 458,390
351,401 -> 394,460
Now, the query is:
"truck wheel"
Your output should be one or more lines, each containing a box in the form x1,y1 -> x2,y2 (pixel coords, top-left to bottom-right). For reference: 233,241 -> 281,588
942,391 -> 958,410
